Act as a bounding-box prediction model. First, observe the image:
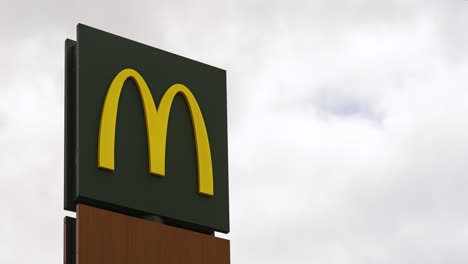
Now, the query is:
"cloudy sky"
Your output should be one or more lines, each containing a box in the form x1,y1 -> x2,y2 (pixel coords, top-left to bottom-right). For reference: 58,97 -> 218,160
1,0 -> 468,263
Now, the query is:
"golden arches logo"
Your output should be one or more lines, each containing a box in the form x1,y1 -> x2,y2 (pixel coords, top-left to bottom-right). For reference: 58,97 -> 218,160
97,68 -> 214,196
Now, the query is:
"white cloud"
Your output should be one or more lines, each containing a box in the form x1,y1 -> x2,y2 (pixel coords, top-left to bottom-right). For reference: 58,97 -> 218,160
0,0 -> 467,263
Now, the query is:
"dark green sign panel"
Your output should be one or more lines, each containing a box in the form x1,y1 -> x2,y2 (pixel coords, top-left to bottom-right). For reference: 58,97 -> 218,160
65,24 -> 229,233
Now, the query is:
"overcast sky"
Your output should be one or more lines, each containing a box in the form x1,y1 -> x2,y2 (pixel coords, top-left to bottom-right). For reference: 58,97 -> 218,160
1,0 -> 468,263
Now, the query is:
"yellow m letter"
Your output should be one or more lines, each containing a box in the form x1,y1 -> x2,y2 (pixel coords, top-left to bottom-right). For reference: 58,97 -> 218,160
98,68 -> 214,196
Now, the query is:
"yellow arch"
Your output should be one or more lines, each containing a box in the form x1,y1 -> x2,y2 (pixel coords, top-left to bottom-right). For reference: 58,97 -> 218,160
98,68 -> 213,196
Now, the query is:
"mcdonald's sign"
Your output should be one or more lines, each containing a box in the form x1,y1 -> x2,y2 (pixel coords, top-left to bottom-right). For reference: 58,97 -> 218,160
64,24 -> 229,234
98,68 -> 214,196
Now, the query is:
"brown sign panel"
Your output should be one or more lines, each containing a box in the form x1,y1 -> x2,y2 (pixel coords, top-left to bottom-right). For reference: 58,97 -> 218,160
74,204 -> 230,264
